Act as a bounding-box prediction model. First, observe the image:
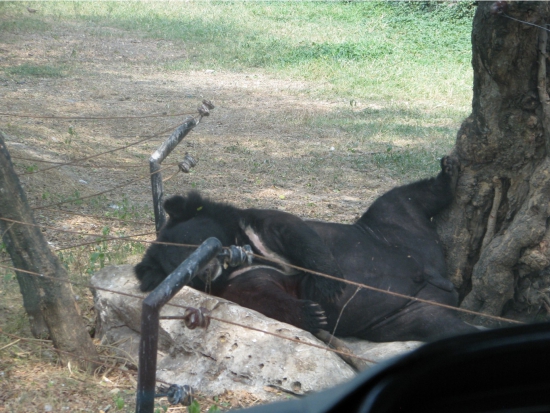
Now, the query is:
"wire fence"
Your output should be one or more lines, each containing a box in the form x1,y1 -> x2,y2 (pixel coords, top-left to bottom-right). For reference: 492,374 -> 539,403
0,261 -> 378,365
0,111 -> 198,120
0,103 -> 528,406
0,215 -> 524,326
18,123 -> 179,177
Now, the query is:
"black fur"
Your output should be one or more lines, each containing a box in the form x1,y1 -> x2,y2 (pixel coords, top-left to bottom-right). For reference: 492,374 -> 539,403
136,191 -> 346,302
220,268 -> 328,333
135,156 -> 477,341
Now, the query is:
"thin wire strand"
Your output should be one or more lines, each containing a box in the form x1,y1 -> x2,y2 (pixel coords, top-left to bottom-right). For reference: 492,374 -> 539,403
502,12 -> 550,32
39,207 -> 153,226
0,216 -> 214,251
12,155 -> 148,169
0,215 -> 523,326
207,314 -> 376,364
0,111 -> 196,120
0,264 -> 374,364
0,214 -> 525,324
16,123 -> 178,176
0,216 -> 155,243
251,252 -> 523,325
330,286 -> 360,340
31,164 -> 177,210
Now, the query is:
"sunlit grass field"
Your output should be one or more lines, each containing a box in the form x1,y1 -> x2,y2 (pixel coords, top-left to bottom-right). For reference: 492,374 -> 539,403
1,1 -> 474,179
1,1 -> 473,104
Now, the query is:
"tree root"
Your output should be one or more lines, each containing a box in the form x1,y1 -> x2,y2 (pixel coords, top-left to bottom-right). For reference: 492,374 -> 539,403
481,177 -> 503,251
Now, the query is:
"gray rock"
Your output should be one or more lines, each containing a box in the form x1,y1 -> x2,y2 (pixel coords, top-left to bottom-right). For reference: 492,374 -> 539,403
91,265 -> 422,402
341,338 -> 422,367
92,265 -> 356,400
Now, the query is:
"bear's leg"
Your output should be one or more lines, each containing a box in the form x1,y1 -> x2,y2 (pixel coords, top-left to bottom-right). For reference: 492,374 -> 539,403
360,302 -> 478,342
243,210 -> 346,302
354,284 -> 478,342
359,156 -> 460,226
409,155 -> 460,215
218,268 -> 328,333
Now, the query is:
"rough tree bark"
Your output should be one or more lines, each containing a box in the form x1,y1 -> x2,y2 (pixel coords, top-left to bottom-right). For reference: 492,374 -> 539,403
0,131 -> 98,370
438,1 -> 550,327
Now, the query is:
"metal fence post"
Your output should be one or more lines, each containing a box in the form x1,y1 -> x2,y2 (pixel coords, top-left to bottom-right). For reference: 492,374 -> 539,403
149,118 -> 197,233
136,237 -> 222,413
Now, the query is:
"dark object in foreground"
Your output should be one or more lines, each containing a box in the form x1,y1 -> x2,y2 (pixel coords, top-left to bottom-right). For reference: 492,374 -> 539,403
137,238 -> 222,413
136,157 -> 477,341
239,321 -> 550,413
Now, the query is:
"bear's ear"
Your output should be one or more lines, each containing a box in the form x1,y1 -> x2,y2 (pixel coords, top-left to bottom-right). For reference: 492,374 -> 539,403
163,191 -> 206,222
163,195 -> 188,222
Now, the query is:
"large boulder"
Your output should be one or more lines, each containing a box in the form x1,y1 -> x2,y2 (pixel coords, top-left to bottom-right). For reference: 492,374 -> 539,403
91,265 -> 422,401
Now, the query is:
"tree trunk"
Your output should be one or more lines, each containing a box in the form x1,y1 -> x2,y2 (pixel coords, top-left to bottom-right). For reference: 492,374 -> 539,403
439,1 -> 550,327
0,131 -> 98,370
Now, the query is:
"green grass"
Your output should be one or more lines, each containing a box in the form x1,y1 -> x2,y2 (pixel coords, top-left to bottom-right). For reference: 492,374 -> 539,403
1,1 -> 473,106
6,63 -> 66,78
300,101 -> 460,179
0,1 -> 474,179
371,146 -> 443,177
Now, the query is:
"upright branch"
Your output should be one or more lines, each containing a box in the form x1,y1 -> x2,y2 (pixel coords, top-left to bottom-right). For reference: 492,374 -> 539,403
150,118 -> 197,232
480,177 -> 503,252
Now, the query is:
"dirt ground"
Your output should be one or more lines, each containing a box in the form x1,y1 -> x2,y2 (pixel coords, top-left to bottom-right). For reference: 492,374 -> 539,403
0,17 -> 412,413
1,21 -> 402,217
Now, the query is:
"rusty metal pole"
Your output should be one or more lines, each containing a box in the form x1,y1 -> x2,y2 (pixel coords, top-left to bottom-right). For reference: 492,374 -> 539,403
150,118 -> 197,233
136,237 -> 222,413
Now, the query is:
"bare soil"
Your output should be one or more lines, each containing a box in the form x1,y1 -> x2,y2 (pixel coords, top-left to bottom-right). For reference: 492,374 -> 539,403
0,16 -> 404,413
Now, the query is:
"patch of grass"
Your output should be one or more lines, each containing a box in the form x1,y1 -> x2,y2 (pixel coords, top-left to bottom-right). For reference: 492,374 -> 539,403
0,4 -> 51,33
371,146 -> 443,178
304,104 -> 458,179
5,63 -> 66,78
5,1 -> 473,106
56,227 -> 146,277
311,105 -> 463,139
105,196 -> 146,222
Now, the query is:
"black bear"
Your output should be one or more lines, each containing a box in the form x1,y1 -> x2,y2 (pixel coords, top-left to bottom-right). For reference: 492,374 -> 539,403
135,156 -> 478,341
136,191 -> 346,303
